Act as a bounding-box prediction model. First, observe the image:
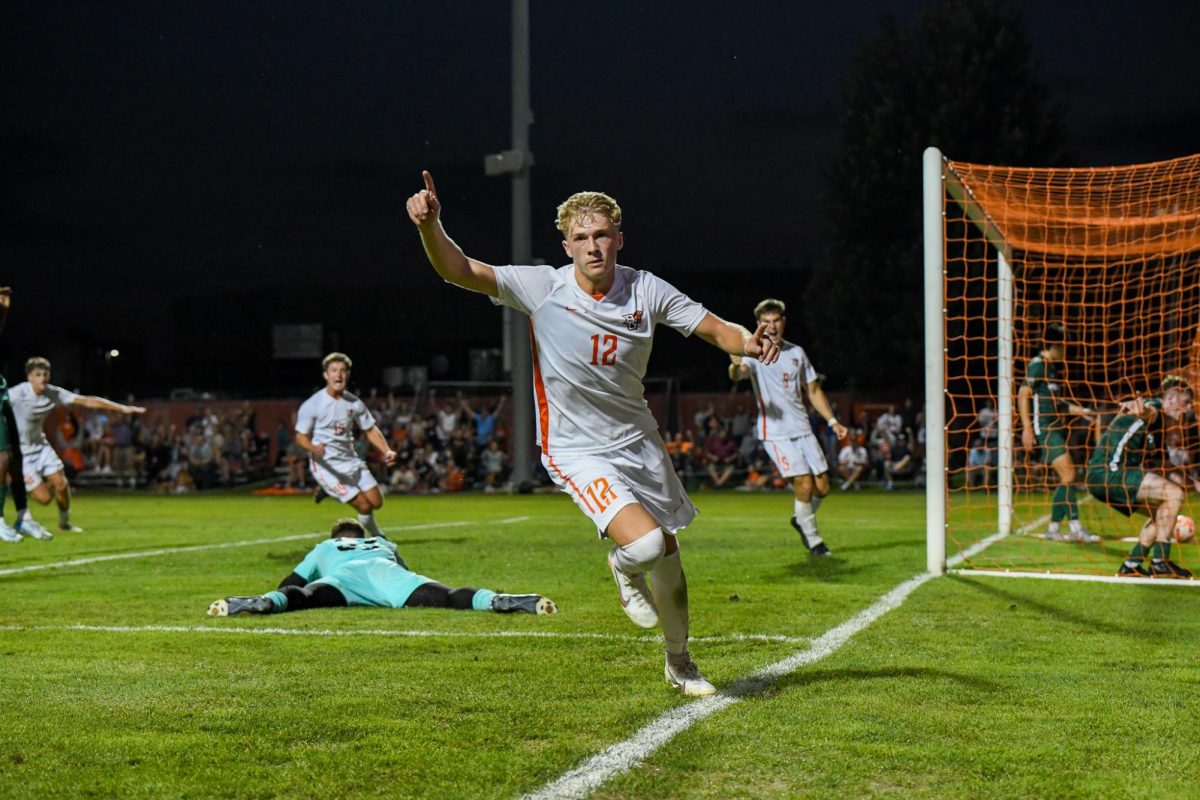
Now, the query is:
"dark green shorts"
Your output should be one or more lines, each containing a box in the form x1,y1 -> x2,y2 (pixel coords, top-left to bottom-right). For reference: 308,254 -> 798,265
0,396 -> 9,453
1036,428 -> 1068,465
1086,466 -> 1146,517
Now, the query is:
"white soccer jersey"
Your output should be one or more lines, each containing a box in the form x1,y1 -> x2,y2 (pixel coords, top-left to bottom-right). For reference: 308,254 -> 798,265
492,263 -> 708,456
743,340 -> 819,441
295,389 -> 376,462
8,382 -> 78,453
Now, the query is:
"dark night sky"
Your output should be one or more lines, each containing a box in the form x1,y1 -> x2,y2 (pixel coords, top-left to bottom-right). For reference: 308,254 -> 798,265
4,1 -> 1199,394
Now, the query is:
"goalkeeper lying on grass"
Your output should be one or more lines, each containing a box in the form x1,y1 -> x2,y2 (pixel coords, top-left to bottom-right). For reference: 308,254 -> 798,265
208,518 -> 556,617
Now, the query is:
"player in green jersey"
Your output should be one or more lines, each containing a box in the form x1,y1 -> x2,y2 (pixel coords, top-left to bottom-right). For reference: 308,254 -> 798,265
1018,323 -> 1099,542
1086,376 -> 1196,578
208,518 -> 557,616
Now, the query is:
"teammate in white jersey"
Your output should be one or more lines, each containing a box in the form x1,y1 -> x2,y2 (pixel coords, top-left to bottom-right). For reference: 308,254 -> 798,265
730,299 -> 848,556
407,171 -> 779,696
10,357 -> 145,536
295,353 -> 397,539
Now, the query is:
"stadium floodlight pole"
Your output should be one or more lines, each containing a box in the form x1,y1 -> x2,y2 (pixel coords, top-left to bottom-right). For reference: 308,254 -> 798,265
485,0 -> 534,487
922,146 -> 947,575
996,250 -> 1014,537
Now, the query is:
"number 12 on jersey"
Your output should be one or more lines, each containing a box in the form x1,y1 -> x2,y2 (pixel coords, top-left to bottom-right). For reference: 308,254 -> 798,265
590,333 -> 618,366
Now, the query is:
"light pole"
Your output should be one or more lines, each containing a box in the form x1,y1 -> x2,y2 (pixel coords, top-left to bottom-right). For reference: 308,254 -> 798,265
486,0 -> 534,488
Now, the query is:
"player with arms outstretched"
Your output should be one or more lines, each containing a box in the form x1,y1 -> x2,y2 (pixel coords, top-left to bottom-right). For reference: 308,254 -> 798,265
1018,323 -> 1099,542
1086,376 -> 1196,578
406,171 -> 778,695
729,299 -> 847,556
9,357 -> 145,535
209,518 -> 555,617
295,353 -> 396,538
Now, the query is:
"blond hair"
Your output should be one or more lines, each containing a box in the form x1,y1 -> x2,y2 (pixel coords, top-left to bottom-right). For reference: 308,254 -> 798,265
555,191 -> 622,236
1162,374 -> 1193,397
25,356 -> 51,374
322,352 -> 352,370
754,299 -> 786,319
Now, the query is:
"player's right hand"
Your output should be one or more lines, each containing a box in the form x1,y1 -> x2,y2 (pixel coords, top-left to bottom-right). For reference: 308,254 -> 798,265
406,170 -> 441,229
1021,427 -> 1034,453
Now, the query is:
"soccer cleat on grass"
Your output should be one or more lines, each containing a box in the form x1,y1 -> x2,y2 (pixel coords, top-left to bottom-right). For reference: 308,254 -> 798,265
208,595 -> 274,617
607,547 -> 658,629
16,517 -> 53,540
0,521 -> 21,544
1065,521 -> 1100,543
790,517 -> 831,556
313,487 -> 328,504
491,593 -> 557,615
1043,522 -> 1066,541
59,523 -> 84,533
665,652 -> 717,697
1116,562 -> 1150,578
1149,559 -> 1194,579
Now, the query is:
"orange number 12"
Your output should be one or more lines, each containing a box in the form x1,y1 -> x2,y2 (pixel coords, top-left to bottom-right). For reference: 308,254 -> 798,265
590,334 -> 618,366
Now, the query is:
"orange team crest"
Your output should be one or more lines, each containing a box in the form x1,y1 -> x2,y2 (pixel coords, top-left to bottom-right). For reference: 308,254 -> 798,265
622,310 -> 644,330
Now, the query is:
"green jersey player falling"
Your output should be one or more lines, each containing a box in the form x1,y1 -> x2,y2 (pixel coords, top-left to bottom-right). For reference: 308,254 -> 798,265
1086,376 -> 1197,579
1017,323 -> 1098,542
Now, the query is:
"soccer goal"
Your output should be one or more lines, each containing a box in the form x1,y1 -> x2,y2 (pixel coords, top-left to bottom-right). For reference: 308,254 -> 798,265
923,147 -> 1200,584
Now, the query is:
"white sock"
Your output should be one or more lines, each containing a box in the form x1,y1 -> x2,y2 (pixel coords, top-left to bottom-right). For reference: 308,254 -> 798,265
793,499 -> 825,546
650,549 -> 689,656
810,494 -> 823,514
357,512 -> 383,538
613,528 -> 666,575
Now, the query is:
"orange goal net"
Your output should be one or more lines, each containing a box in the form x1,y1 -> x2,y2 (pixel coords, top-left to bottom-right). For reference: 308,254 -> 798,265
925,149 -> 1200,582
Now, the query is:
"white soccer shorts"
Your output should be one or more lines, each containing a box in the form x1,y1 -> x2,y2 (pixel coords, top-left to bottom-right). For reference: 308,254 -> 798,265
22,445 -> 66,490
543,434 -> 698,537
309,455 -> 379,502
764,434 -> 829,478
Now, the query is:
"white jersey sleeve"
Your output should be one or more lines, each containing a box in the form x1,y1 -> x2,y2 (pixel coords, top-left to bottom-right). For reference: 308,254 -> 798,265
491,264 -> 563,316
645,272 -> 707,336
351,396 -> 377,433
295,394 -> 319,437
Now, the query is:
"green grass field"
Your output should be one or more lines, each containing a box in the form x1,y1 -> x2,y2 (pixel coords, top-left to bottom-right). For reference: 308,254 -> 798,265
2,488 -> 1198,799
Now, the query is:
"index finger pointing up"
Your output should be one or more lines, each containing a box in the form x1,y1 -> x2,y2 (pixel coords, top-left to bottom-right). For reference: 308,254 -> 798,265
423,170 -> 437,197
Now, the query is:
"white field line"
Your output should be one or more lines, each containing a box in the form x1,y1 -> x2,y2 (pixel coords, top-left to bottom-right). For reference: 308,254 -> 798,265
521,515 -> 1040,800
948,568 -> 1200,587
0,624 -> 808,645
0,517 -> 530,578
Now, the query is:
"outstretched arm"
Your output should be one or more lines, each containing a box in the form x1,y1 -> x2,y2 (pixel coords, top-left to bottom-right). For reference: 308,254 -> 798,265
405,171 -> 499,297
693,314 -> 779,364
73,395 -> 145,415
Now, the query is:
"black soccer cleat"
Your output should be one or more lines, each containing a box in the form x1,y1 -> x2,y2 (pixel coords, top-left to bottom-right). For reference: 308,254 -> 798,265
208,595 -> 274,617
313,487 -> 328,504
1116,562 -> 1150,578
491,593 -> 557,615
790,517 -> 831,556
1149,559 -> 1194,579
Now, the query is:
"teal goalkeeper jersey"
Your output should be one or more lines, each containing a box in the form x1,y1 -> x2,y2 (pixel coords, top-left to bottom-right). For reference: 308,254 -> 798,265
292,536 -> 405,581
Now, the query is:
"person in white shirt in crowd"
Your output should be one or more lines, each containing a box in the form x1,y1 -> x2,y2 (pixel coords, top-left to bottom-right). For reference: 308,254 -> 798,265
407,171 -> 778,696
837,435 -> 869,491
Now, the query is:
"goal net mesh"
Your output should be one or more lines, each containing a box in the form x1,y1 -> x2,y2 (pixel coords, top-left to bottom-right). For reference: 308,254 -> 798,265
942,153 -> 1200,575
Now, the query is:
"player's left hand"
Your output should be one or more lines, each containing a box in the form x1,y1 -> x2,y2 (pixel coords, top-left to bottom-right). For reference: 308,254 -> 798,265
831,422 -> 849,441
127,405 -> 146,415
383,449 -> 398,466
746,321 -> 779,365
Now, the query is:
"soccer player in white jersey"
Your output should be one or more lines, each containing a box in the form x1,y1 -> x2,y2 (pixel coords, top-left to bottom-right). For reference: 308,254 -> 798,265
406,171 -> 779,696
295,353 -> 397,539
9,357 -> 146,536
729,300 -> 848,556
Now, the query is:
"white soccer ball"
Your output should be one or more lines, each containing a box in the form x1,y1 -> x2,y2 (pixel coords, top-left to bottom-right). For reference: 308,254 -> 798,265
1174,514 -> 1195,543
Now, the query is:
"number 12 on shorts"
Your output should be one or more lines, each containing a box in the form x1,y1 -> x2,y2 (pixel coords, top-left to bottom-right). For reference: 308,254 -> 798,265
586,477 -> 617,512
